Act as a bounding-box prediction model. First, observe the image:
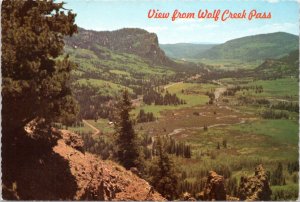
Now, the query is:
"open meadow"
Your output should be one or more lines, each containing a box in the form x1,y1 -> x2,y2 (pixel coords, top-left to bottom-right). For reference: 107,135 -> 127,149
69,76 -> 299,200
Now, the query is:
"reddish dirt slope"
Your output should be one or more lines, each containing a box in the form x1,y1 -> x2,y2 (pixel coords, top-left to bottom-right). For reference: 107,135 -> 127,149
53,130 -> 165,200
2,128 -> 164,201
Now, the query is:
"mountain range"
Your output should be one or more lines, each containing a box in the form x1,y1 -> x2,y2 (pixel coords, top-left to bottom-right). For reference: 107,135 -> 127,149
160,43 -> 216,60
160,32 -> 299,62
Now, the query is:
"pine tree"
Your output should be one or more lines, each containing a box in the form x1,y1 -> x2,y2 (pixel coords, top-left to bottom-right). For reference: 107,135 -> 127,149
2,0 -> 78,136
2,0 -> 78,196
222,139 -> 227,148
151,137 -> 178,200
271,162 -> 285,185
115,89 -> 140,169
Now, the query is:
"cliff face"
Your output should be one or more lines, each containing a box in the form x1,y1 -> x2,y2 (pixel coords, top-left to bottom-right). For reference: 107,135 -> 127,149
2,128 -> 164,201
66,27 -> 174,66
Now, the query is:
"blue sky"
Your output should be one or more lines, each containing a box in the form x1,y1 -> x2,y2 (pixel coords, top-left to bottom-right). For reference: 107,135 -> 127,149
62,0 -> 299,44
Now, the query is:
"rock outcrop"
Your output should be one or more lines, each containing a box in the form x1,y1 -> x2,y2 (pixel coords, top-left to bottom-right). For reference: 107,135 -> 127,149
59,129 -> 85,153
198,171 -> 226,201
182,192 -> 196,201
238,164 -> 272,201
196,171 -> 239,201
3,128 -> 164,201
66,27 -> 175,66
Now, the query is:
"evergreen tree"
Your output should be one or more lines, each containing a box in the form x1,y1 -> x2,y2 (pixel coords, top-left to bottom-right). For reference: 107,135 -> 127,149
271,162 -> 285,185
151,137 -> 178,200
115,89 -> 140,169
2,0 -> 78,196
2,0 -> 78,135
222,139 -> 227,148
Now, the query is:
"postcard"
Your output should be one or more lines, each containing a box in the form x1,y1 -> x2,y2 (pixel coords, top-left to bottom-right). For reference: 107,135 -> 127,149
1,0 -> 299,201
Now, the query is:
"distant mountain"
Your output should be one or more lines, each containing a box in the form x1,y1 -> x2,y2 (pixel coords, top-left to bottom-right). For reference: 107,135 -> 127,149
66,27 -> 174,66
160,43 -> 216,60
198,32 -> 299,62
254,49 -> 299,78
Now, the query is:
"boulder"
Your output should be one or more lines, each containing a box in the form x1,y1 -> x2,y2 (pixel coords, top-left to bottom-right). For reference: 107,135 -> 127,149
60,130 -> 85,153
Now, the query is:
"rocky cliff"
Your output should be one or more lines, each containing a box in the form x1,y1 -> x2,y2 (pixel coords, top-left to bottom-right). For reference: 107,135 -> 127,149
66,27 -> 174,66
2,127 -> 164,200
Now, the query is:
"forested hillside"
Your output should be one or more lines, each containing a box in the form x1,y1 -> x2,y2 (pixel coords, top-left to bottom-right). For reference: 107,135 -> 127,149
254,49 -> 299,79
197,32 -> 298,62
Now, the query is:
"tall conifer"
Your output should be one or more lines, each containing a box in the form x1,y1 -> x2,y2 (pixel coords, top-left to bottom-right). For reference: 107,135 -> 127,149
115,89 -> 140,169
2,0 -> 78,191
151,137 -> 178,200
2,0 -> 78,136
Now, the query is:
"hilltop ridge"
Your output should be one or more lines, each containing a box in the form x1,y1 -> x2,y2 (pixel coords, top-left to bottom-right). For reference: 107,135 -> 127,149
66,27 -> 174,66
198,32 -> 298,61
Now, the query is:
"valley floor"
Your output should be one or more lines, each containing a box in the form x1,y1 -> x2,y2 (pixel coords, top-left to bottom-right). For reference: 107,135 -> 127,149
69,76 -> 299,200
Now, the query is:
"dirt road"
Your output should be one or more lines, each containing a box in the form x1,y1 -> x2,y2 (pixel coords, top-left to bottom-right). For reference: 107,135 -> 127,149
164,81 -> 183,90
167,118 -> 247,137
83,119 -> 100,136
212,80 -> 227,101
214,87 -> 227,101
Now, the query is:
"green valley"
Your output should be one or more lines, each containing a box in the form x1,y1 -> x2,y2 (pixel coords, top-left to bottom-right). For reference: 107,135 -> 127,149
64,28 -> 299,201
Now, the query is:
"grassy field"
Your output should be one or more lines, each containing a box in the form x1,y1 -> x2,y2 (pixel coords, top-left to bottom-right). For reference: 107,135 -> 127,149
133,82 -> 215,117
133,76 -> 299,199
68,118 -> 115,142
85,119 -> 115,134
230,119 -> 298,145
109,69 -> 131,76
168,116 -> 298,199
236,78 -> 299,100
67,122 -> 94,134
77,78 -> 133,95
187,58 -> 261,70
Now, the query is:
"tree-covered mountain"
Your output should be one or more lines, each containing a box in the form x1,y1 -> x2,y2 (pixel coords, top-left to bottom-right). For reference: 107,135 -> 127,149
160,43 -> 216,60
66,27 -> 174,66
197,32 -> 299,62
254,49 -> 299,79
